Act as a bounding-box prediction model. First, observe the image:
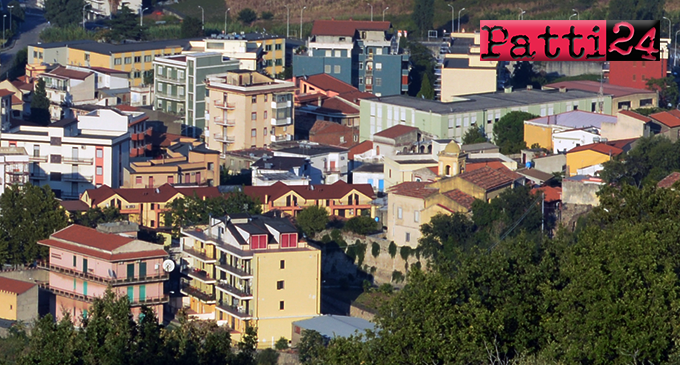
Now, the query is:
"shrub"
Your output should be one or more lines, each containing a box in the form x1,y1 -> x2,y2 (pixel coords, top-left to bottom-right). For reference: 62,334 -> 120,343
388,241 -> 397,258
370,266 -> 377,274
392,270 -> 404,283
378,283 -> 393,294
256,348 -> 279,365
345,245 -> 357,262
274,337 -> 289,350
362,279 -> 372,292
371,242 -> 380,257
237,8 -> 257,24
355,242 -> 367,266
321,234 -> 332,244
261,11 -> 274,20
400,246 -> 412,261
344,215 -> 379,235
297,206 -> 329,239
412,261 -> 422,271
331,228 -> 345,246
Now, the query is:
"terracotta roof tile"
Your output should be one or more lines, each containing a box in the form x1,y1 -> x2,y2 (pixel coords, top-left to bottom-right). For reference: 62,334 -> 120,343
532,186 -> 562,202
311,20 -> 390,36
244,180 -> 375,202
10,95 -> 22,104
387,181 -> 438,199
651,111 -> 680,128
465,161 -> 506,172
427,166 -> 438,175
304,74 -> 358,94
84,184 -> 221,205
374,124 -> 418,139
545,80 -> 656,97
318,97 -> 360,114
44,66 -> 92,80
52,225 -> 135,252
619,110 -> 652,122
39,238 -> 167,262
348,140 -> 373,159
310,120 -> 351,135
59,200 -> 90,212
458,166 -> 515,191
0,277 -> 35,295
567,141 -> 624,155
0,89 -> 13,97
657,172 -> 680,188
442,189 -> 475,210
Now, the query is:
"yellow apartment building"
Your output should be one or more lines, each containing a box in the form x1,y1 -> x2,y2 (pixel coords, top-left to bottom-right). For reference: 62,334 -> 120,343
124,138 -> 220,188
204,71 -> 296,156
180,213 -> 320,347
27,39 -> 191,87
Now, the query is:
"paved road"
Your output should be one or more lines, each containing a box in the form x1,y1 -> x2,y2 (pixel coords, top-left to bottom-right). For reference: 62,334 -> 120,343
0,8 -> 48,78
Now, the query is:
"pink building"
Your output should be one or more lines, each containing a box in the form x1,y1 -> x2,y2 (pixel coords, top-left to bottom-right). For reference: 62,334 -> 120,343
38,225 -> 170,323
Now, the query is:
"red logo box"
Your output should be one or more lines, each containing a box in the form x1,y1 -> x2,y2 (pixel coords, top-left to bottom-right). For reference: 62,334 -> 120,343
480,20 -> 660,62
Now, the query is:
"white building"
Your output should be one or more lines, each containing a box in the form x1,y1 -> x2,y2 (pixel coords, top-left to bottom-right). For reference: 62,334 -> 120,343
351,163 -> 384,193
272,141 -> 349,184
552,127 -> 602,154
250,155 -> 310,186
1,115 -> 130,200
187,36 -> 263,71
0,147 -> 29,195
39,66 -> 97,120
84,0 -> 142,21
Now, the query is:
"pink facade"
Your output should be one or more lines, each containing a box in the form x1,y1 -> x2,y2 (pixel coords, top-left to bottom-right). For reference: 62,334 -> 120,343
49,248 -> 164,280
55,296 -> 164,323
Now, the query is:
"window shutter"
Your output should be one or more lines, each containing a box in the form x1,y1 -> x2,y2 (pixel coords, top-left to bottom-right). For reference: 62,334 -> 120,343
281,234 -> 289,248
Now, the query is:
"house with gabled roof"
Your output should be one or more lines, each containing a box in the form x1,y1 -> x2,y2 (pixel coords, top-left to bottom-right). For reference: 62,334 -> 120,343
38,224 -> 169,324
0,276 -> 38,333
649,110 -> 680,142
243,180 -> 375,218
565,138 -> 637,176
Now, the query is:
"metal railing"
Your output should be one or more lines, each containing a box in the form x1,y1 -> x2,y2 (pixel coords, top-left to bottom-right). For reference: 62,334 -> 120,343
62,173 -> 93,182
180,282 -> 216,303
29,155 -> 48,162
216,262 -> 252,277
40,283 -> 169,306
214,100 -> 235,109
30,172 -> 48,180
215,280 -> 252,298
63,157 -> 94,165
183,247 -> 217,263
39,263 -> 169,286
216,302 -> 253,318
213,134 -> 235,143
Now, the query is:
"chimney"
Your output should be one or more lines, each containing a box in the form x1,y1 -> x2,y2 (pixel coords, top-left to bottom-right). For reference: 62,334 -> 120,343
559,86 -> 567,93
526,85 -> 533,90
504,86 -> 513,93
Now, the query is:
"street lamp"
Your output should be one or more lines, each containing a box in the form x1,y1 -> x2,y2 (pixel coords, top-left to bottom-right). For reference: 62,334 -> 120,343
382,6 -> 388,22
518,8 -> 525,20
367,3 -> 373,22
458,8 -> 465,33
663,16 -> 671,39
572,9 -> 579,20
2,15 -> 5,48
82,4 -> 89,30
7,4 -> 12,32
284,5 -> 290,38
139,7 -> 148,27
300,6 -> 306,40
447,4 -> 454,35
569,13 -> 577,20
198,5 -> 204,30
224,8 -> 230,34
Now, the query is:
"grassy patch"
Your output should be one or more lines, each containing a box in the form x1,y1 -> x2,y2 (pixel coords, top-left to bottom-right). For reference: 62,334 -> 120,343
353,291 -> 392,312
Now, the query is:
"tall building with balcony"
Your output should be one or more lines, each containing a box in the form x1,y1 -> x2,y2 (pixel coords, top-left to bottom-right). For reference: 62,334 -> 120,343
204,71 -> 296,157
38,224 -> 170,323
292,20 -> 409,97
180,212 -> 320,347
0,147 -> 30,195
39,66 -> 96,121
1,115 -> 130,199
153,53 -> 240,138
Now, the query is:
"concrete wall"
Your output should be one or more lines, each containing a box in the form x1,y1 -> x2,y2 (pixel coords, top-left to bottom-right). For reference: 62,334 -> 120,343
16,286 -> 39,323
533,154 -> 566,174
600,112 -> 646,141
533,61 -> 605,77
441,68 -> 496,101
562,180 -> 603,206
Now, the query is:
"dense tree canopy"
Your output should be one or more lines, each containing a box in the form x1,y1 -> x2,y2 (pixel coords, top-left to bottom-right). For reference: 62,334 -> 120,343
44,0 -> 85,27
646,76 -> 679,109
411,0 -> 434,38
599,136 -> 680,187
106,4 -> 145,42
165,192 -> 261,236
180,16 -> 203,38
72,206 -> 123,228
607,0 -> 665,21
493,111 -> 537,154
462,126 -> 487,144
237,8 -> 257,25
296,206 -> 329,239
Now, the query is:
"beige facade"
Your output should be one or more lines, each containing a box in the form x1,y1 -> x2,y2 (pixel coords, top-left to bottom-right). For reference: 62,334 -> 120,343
205,71 -> 295,157
383,154 -> 438,190
600,112 -> 647,141
439,32 -> 498,101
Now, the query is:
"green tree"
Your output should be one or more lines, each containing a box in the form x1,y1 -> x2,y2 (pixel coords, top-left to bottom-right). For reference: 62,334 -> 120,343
44,0 -> 85,27
297,330 -> 326,364
405,40 -> 435,97
8,47 -> 28,81
418,212 -> 478,266
20,313 -> 83,365
462,126 -> 487,144
274,337 -> 289,350
260,11 -> 273,20
343,215 -> 378,235
180,16 -> 203,38
411,0 -> 434,38
0,323 -> 29,364
255,348 -> 278,365
237,8 -> 257,25
0,184 -> 68,264
296,205 -> 329,239
492,111 -> 537,154
510,61 -> 545,90
8,0 -> 25,29
646,76 -> 679,109
599,136 -> 679,187
31,79 -> 51,125
107,4 -> 144,42
608,0 -> 665,21
72,206 -> 123,228
415,73 -> 435,100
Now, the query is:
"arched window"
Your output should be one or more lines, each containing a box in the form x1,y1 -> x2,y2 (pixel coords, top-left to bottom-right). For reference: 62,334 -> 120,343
445,165 -> 451,176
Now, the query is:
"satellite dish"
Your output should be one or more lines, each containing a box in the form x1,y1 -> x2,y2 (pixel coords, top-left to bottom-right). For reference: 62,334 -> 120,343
162,259 -> 176,273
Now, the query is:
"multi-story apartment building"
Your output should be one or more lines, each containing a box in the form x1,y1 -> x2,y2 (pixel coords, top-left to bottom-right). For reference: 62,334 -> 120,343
125,138 -> 219,188
28,39 -> 191,87
0,115 -> 130,199
39,66 -> 96,121
83,0 -> 142,21
0,147 -> 30,195
271,141 -> 349,184
153,53 -> 240,138
180,212 -> 320,346
293,20 -> 409,97
38,224 -> 170,323
438,32 -> 499,101
359,88 -> 614,143
187,33 -> 286,77
204,71 -> 296,155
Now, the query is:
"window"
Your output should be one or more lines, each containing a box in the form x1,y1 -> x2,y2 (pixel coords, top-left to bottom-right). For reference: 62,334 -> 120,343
136,176 -> 142,184
325,50 -> 331,57
406,232 -> 411,242
334,65 -> 341,73
376,62 -> 382,70
168,176 -> 174,184
114,58 -> 122,65
264,111 -> 268,119
96,167 -> 103,176
252,95 -> 257,103
265,44 -> 272,51
324,65 -> 331,73
334,50 -> 341,57
50,172 -> 61,181
633,74 -> 636,81
414,211 -> 420,222
134,56 -> 141,63
375,78 -> 382,87
150,220 -> 155,227
340,136 -> 345,143
178,86 -> 185,96
157,66 -> 163,75
397,207 -> 402,219
264,128 -> 268,136
84,53 -> 90,61
359,63 -> 364,70
264,94 -> 268,102
157,83 -> 163,92
251,129 -> 257,137
251,112 -> 257,121
133,71 -> 141,78
50,155 -> 61,163
275,43 -> 282,50
73,255 -> 76,267
124,57 -> 132,64
280,260 -> 285,269
50,137 -> 62,146
96,149 -> 103,158
376,47 -> 383,55
279,301 -> 285,310
144,55 -> 152,62
359,77 -> 364,85
207,162 -> 214,171
277,280 -> 284,290
178,70 -> 184,79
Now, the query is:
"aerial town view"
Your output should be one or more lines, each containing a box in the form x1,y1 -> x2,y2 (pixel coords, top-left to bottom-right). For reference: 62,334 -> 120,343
0,0 -> 674,363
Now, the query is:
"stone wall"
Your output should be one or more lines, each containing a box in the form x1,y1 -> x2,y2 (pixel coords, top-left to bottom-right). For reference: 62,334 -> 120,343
349,302 -> 376,322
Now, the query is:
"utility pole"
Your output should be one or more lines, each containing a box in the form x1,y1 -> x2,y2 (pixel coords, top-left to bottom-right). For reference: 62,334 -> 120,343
198,5 -> 204,30
447,4 -> 454,35
300,6 -> 306,40
284,5 -> 290,38
367,3 -> 373,21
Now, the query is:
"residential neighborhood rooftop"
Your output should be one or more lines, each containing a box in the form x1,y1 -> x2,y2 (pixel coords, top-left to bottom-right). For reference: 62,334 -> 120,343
524,110 -> 617,129
544,80 -> 657,97
373,124 -> 418,139
0,277 -> 35,295
657,172 -> 680,188
244,180 -> 374,202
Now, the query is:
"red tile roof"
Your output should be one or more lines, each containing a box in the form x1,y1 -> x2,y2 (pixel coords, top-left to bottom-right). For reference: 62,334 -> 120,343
374,124 -> 418,139
442,189 -> 475,210
115,105 -> 140,112
311,20 -> 390,36
59,200 -> 90,212
44,66 -> 92,80
533,186 -> 562,202
545,80 -> 656,97
650,111 -> 680,128
619,110 -> 652,122
319,97 -> 360,114
0,89 -> 13,97
0,277 -> 35,295
52,225 -> 135,252
10,95 -> 22,105
458,166 -> 515,191
310,120 -> 351,135
88,66 -> 130,75
567,141 -> 625,156
387,181 -> 438,199
348,140 -> 373,160
657,172 -> 680,188
465,160 -> 506,172
244,180 -> 375,202
39,238 -> 167,262
84,184 -> 221,205
305,74 -> 357,94
427,166 -> 438,175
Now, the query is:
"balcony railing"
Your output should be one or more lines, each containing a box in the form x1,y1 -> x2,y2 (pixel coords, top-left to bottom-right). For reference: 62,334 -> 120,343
213,133 -> 235,143
40,283 -> 168,306
270,117 -> 291,126
215,118 -> 236,127
215,280 -> 253,299
180,282 -> 216,303
185,268 -> 217,284
62,173 -> 93,182
30,172 -> 48,180
183,247 -> 217,263
216,262 -> 252,278
39,263 -> 169,286
29,155 -> 48,162
216,301 -> 253,319
7,170 -> 28,175
156,74 -> 185,84
270,134 -> 292,142
214,100 -> 235,109
63,157 -> 94,165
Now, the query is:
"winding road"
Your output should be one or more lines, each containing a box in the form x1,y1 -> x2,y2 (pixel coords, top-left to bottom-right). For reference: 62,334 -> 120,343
0,6 -> 48,78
